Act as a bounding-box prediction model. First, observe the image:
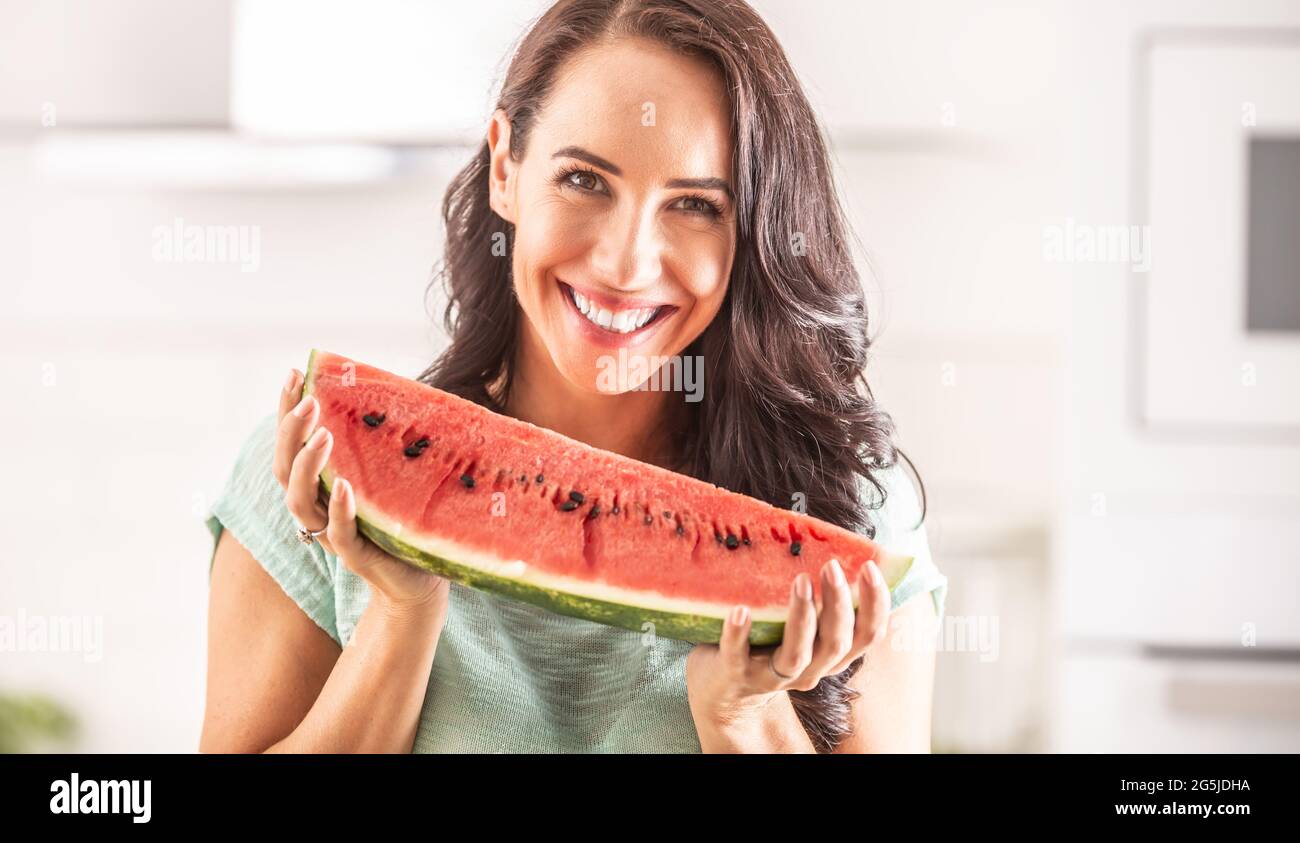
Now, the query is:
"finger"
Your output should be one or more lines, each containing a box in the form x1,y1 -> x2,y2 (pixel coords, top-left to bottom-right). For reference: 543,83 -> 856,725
762,573 -> 817,690
287,424 -> 332,533
273,393 -> 318,488
806,559 -> 855,678
326,478 -> 372,570
277,369 -> 302,424
718,605 -> 752,674
830,559 -> 892,675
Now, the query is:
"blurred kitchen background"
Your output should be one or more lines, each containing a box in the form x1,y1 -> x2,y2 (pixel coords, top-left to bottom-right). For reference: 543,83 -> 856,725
1,0 -> 1297,752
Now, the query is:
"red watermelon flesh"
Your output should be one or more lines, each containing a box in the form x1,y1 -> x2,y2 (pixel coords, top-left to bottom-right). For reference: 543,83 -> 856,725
304,349 -> 913,645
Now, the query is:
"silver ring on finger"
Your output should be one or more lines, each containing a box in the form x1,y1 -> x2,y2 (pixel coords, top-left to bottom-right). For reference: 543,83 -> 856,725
295,520 -> 327,545
768,651 -> 796,681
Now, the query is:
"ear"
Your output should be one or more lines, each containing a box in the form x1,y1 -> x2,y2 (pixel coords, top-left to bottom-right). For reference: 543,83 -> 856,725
487,109 -> 518,223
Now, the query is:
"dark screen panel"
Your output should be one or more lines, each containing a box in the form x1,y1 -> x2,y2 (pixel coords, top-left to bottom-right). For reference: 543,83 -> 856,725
1246,137 -> 1300,333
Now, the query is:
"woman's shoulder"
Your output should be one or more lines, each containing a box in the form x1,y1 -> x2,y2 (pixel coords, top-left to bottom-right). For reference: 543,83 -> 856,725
205,413 -> 341,643
856,462 -> 949,620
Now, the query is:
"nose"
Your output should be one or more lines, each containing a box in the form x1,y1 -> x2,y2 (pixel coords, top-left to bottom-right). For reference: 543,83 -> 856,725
587,199 -> 664,292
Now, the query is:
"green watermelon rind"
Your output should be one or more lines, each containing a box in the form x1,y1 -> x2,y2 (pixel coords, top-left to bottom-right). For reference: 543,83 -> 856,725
304,349 -> 916,646
326,473 -> 914,646
323,473 -> 799,645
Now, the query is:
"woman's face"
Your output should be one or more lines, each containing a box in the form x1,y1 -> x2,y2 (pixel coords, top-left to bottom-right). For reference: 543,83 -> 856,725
488,37 -> 736,395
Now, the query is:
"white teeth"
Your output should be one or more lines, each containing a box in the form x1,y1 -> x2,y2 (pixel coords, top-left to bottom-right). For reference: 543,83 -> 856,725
567,286 -> 664,334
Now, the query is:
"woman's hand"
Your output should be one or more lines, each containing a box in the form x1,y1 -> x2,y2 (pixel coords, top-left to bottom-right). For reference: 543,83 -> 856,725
273,369 -> 450,617
685,557 -> 891,744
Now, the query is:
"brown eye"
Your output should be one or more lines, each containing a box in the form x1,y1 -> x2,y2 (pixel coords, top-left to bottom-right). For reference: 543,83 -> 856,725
676,195 -> 723,218
565,170 -> 602,192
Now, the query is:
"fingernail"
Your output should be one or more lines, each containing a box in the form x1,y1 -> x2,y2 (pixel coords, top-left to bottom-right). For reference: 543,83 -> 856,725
292,396 -> 313,417
869,559 -> 884,585
793,573 -> 812,601
827,559 -> 846,588
307,426 -> 329,449
283,369 -> 298,392
731,605 -> 749,625
337,477 -> 350,499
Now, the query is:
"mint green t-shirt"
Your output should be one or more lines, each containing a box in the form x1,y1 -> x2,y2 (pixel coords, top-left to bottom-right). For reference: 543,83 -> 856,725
206,413 -> 948,753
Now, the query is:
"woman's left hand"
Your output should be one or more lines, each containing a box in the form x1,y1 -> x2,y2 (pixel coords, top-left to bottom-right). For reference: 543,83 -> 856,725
685,558 -> 891,729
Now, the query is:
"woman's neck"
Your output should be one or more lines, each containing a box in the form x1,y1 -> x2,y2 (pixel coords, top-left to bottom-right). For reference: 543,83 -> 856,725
502,323 -> 686,468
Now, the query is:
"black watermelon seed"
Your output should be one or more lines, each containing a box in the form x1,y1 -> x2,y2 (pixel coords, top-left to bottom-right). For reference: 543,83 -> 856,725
560,500 -> 580,512
403,444 -> 424,458
362,413 -> 386,427
611,505 -> 620,515
569,491 -> 585,504
725,534 -> 739,549
676,524 -> 685,536
459,473 -> 475,489
715,533 -> 723,543
536,474 -> 545,484
790,541 -> 802,556
644,514 -> 654,525
742,536 -> 751,546
587,505 -> 600,519
518,474 -> 527,483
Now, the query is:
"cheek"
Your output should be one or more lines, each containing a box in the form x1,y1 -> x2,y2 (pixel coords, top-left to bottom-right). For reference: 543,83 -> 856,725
525,195 -> 596,246
511,200 -> 592,299
674,233 -> 733,316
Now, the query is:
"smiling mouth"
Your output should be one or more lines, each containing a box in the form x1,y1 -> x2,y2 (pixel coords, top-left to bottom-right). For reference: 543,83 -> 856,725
559,281 -> 675,335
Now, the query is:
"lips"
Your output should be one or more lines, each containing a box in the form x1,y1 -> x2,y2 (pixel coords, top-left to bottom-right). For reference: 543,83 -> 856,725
558,280 -> 675,336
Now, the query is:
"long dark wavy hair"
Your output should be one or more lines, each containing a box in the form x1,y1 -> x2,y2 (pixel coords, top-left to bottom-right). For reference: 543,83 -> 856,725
418,0 -> 926,753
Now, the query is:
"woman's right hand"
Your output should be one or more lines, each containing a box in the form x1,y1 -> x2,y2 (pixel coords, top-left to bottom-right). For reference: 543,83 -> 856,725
273,368 -> 450,617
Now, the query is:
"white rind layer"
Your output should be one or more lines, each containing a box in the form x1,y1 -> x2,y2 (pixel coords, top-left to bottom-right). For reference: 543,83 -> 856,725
329,467 -> 914,624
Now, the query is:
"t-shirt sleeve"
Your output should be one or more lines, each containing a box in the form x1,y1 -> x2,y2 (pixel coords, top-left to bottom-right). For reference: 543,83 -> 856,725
861,464 -> 949,623
205,413 -> 341,645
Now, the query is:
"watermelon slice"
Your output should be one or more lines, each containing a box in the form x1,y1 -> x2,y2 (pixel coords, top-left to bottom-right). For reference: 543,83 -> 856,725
302,349 -> 913,645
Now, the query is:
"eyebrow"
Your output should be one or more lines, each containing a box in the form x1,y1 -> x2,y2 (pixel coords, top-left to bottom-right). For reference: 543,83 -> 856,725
552,146 -> 734,201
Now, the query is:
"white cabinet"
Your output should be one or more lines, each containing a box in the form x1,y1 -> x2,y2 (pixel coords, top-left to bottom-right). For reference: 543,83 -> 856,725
1053,653 -> 1300,752
1052,6 -> 1300,752
231,0 -> 553,141
0,0 -> 231,126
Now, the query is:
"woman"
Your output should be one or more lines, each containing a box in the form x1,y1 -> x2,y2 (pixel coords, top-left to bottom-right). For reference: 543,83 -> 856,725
201,0 -> 948,753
